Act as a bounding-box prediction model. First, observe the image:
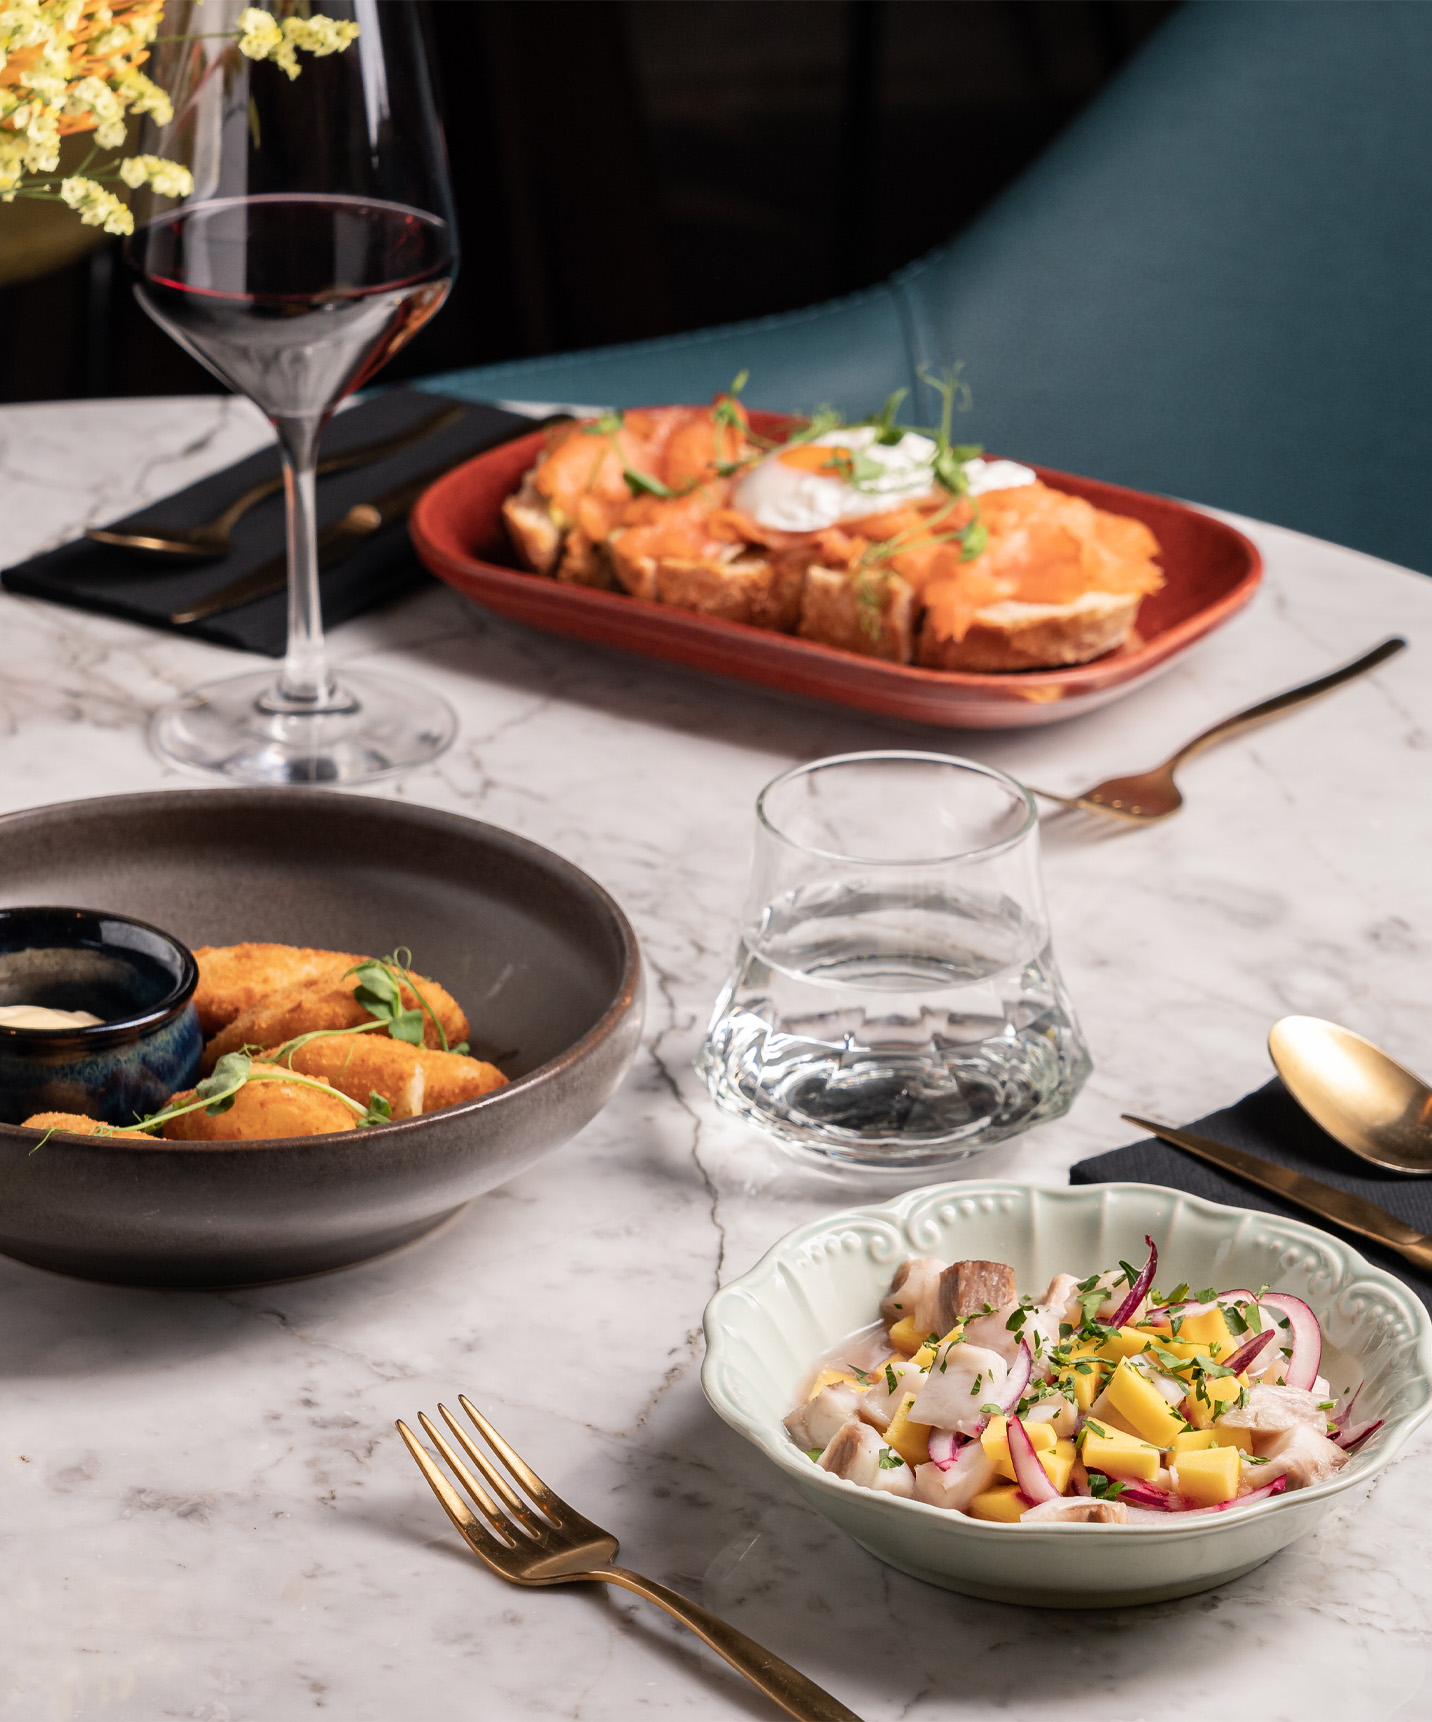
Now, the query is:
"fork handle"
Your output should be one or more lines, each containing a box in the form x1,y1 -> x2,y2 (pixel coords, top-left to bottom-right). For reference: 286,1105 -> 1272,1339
1163,635 -> 1407,770
593,1565 -> 864,1721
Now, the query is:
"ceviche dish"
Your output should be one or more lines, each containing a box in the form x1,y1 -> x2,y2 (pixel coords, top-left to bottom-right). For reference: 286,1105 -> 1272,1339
785,1238 -> 1381,1524
502,382 -> 1164,673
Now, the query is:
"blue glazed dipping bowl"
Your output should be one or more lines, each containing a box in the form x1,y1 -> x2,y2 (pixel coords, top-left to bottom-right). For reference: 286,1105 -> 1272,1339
0,907 -> 201,1127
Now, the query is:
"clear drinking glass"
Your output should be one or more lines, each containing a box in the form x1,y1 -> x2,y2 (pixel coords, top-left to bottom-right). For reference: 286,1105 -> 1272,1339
125,1 -> 457,784
697,751 -> 1091,1171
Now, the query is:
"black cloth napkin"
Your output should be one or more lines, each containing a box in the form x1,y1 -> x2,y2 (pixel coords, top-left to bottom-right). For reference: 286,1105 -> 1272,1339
1,390 -> 535,657
1071,1078 -> 1432,1314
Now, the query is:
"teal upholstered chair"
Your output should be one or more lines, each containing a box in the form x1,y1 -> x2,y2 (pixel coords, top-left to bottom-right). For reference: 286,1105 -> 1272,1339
421,2 -> 1432,574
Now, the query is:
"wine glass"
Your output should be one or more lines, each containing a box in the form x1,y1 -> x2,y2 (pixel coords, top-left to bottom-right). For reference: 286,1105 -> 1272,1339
125,1 -> 458,784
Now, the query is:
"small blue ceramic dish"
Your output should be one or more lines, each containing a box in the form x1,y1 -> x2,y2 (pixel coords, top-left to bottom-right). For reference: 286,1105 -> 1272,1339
0,907 -> 201,1127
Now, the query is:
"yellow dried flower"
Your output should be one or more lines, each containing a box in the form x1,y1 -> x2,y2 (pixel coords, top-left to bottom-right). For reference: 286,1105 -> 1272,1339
118,149 -> 190,196
237,9 -> 358,80
59,169 -> 130,232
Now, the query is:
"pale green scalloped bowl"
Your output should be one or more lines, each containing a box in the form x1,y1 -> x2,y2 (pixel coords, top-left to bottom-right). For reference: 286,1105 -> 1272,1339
701,1182 -> 1432,1608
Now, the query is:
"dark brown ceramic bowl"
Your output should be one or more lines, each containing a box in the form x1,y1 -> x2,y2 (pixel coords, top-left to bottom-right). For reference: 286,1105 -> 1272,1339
0,790 -> 643,1287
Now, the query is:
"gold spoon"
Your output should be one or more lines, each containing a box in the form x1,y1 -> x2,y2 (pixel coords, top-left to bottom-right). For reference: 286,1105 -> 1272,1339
1268,1015 -> 1432,1175
85,401 -> 464,558
1026,636 -> 1407,823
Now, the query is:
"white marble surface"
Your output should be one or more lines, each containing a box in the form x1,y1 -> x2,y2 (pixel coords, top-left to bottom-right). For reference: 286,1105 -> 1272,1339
2,395 -> 1431,1721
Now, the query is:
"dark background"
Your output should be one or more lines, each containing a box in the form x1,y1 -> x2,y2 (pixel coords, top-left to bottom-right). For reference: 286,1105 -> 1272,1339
0,0 -> 1177,404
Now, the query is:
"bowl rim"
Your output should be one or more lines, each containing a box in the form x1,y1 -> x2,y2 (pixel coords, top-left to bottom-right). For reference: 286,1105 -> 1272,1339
0,789 -> 643,1156
0,903 -> 198,1047
701,1178 -> 1432,1539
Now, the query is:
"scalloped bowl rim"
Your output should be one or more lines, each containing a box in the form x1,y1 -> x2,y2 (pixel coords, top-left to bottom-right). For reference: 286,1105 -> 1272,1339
702,1180 -> 1432,1545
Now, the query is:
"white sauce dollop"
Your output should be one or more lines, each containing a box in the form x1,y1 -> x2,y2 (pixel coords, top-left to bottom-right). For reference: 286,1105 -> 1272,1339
0,1004 -> 104,1029
733,430 -> 1037,531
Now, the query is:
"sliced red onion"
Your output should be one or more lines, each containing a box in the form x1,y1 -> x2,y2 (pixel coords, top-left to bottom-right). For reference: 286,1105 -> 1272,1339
1220,1328 -> 1276,1376
996,1341 -> 1034,1414
1260,1293 -> 1322,1391
1175,1476 -> 1288,1516
1109,1236 -> 1158,1329
1337,1418 -> 1383,1454
1114,1479 -> 1177,1510
1007,1414 -> 1060,1505
1331,1383 -> 1363,1431
927,1429 -> 960,1470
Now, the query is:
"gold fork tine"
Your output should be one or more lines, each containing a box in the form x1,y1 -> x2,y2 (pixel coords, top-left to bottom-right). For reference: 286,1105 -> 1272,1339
457,1392 -> 558,1506
396,1419 -> 513,1548
415,1412 -> 525,1541
438,1402 -> 552,1530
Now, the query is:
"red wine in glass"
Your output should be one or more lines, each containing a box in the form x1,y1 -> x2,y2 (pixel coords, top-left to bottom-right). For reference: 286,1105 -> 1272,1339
130,193 -> 453,419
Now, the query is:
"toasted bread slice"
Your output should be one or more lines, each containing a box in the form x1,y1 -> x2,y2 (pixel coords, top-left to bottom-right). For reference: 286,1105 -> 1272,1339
609,536 -> 801,630
502,473 -> 564,575
798,564 -> 916,663
555,526 -> 619,589
917,590 -> 1140,672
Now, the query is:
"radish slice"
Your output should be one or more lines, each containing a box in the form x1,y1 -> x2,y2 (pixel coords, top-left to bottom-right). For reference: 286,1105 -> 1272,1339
1176,1476 -> 1288,1516
1110,1235 -> 1158,1328
1007,1414 -> 1059,1505
1260,1293 -> 1322,1391
1221,1328 -> 1276,1376
1337,1419 -> 1383,1454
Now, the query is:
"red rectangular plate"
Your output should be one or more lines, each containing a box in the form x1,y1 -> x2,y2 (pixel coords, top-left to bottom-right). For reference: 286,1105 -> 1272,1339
409,412 -> 1262,729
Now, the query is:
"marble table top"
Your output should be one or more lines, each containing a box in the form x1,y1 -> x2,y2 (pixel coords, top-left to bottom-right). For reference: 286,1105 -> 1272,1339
3,395 -> 1430,1722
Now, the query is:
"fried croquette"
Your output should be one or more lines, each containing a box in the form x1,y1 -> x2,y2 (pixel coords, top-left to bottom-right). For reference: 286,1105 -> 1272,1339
22,1111 -> 156,1142
201,971 -> 470,1074
161,1062 -> 357,1141
192,944 -> 366,1035
265,1033 -> 507,1117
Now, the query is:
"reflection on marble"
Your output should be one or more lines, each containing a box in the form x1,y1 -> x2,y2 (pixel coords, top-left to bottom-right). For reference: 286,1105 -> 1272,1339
1,396 -> 1430,1720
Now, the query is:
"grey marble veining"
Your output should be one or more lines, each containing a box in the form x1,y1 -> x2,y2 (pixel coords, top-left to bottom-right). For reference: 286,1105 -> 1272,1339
2,396 -> 1430,1720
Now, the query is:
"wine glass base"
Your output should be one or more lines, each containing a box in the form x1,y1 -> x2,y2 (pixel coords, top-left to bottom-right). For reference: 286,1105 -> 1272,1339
150,668 -> 457,786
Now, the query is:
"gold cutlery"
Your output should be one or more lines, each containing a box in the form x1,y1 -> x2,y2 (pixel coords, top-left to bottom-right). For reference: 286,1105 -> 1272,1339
398,1395 -> 862,1722
86,402 -> 464,558
169,455 -> 460,626
1121,1113 -> 1432,1272
1028,636 -> 1407,823
1269,1016 -> 1432,1175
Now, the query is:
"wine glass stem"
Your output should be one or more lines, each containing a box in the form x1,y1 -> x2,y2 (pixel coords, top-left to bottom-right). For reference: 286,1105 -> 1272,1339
274,412 -> 338,708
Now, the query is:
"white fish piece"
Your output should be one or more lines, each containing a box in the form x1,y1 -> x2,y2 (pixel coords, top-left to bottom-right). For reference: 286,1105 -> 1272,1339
1130,1355 -> 1187,1405
1039,1272 -> 1084,1329
1257,1423 -> 1349,1489
858,1358 -> 924,1433
784,1383 -> 863,1452
908,1342 -> 1008,1434
913,1442 -> 998,1512
817,1419 -> 914,1495
1024,1394 -> 1077,1438
1020,1497 -> 1130,1525
960,1302 -> 1022,1363
881,1257 -> 947,1336
1216,1384 -> 1327,1437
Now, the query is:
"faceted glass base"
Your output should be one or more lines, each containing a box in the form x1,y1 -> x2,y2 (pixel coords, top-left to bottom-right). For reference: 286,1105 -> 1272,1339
150,667 -> 457,785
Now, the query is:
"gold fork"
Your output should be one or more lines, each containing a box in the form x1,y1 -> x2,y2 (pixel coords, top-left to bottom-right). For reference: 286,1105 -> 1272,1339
1025,636 -> 1406,823
397,1396 -> 862,1722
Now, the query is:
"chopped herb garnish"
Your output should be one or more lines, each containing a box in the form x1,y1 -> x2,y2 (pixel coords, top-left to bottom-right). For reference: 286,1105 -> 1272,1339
980,1403 -> 1002,1416
1087,1472 -> 1126,1501
884,1364 -> 899,1395
877,1448 -> 905,1470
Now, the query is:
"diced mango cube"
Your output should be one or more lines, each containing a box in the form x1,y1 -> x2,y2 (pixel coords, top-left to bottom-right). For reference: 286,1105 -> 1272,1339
981,1415 -> 1057,1481
1042,1438 -> 1077,1494
1058,1361 -> 1106,1412
1081,1424 -> 1162,1482
1138,1334 -> 1208,1362
1174,1443 -> 1240,1506
883,1392 -> 932,1466
887,1316 -> 924,1356
809,1367 -> 865,1398
1181,1372 -> 1247,1430
910,1324 -> 964,1371
968,1483 -> 1027,1523
1096,1327 -> 1158,1364
1214,1423 -> 1255,1454
1175,1306 -> 1233,1348
1172,1429 -> 1218,1454
1104,1358 -> 1188,1446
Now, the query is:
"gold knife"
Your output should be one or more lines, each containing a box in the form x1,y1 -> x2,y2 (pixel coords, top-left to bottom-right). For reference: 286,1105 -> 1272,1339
169,457 -> 458,626
1121,1114 -> 1432,1272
